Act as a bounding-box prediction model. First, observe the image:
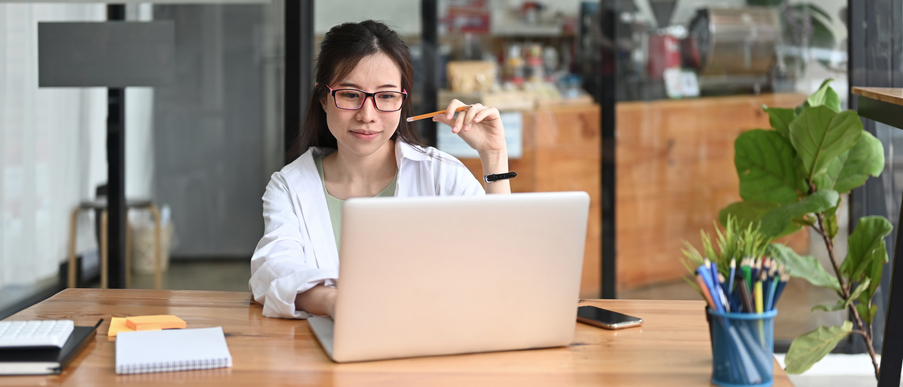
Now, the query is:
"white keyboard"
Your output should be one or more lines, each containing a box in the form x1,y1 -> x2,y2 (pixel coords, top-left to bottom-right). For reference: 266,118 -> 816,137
0,319 -> 75,348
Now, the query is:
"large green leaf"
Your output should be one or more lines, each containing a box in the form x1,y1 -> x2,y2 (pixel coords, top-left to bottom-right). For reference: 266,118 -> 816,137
735,129 -> 801,204
763,105 -> 796,138
719,201 -> 802,238
840,216 -> 893,322
814,132 -> 885,194
784,322 -> 853,374
759,190 -> 839,237
718,201 -> 775,228
789,106 -> 864,181
841,216 -> 893,280
813,154 -> 845,192
806,79 -> 842,113
768,243 -> 840,291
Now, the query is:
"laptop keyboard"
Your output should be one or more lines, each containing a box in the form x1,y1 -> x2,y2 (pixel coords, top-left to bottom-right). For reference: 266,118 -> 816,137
0,319 -> 75,348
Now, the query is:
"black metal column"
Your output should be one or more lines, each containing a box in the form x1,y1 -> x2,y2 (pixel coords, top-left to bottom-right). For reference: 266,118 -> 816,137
848,0 -> 903,384
880,185 -> 903,385
284,0 -> 314,160
420,0 -> 439,147
599,0 -> 617,299
106,4 -> 127,289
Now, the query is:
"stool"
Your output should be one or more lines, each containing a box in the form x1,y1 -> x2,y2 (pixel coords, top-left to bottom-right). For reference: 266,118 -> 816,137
67,199 -> 164,289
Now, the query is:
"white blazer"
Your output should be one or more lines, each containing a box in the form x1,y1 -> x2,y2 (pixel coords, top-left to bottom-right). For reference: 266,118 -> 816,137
249,141 -> 485,318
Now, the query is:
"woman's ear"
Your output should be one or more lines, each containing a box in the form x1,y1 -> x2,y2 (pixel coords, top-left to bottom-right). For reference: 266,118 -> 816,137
317,84 -> 327,111
320,97 -> 327,111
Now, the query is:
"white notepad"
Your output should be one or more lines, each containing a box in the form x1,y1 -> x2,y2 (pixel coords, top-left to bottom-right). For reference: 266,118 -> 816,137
115,326 -> 232,374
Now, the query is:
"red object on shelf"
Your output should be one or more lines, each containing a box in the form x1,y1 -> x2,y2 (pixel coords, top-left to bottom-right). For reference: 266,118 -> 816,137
444,0 -> 491,34
647,33 -> 681,80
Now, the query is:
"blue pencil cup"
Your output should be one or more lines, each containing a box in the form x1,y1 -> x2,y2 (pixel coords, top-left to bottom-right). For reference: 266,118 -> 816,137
707,308 -> 777,387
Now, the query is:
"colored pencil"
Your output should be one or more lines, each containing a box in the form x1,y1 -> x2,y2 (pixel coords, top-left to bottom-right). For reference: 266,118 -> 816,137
728,258 -> 736,293
754,271 -> 764,314
737,275 -> 755,313
772,272 -> 790,310
704,259 -> 724,312
741,258 -> 752,293
405,105 -> 470,122
718,273 -> 731,312
696,273 -> 717,309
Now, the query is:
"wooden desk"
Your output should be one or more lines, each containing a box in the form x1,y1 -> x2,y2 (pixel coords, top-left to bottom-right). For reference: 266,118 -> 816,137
1,289 -> 793,386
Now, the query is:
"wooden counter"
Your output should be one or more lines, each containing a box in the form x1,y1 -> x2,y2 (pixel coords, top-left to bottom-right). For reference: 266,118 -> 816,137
616,93 -> 809,290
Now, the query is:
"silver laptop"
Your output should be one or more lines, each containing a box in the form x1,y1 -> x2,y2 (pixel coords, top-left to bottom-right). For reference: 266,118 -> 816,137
308,191 -> 589,363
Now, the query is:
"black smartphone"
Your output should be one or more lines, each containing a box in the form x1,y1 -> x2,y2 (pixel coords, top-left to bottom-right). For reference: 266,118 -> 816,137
576,306 -> 643,329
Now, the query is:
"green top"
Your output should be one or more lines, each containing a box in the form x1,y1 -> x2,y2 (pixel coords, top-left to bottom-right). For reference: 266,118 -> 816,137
314,155 -> 397,249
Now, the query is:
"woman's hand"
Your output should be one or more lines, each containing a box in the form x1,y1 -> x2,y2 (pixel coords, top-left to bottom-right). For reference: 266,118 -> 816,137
432,100 -> 507,157
294,285 -> 337,317
433,99 -> 511,194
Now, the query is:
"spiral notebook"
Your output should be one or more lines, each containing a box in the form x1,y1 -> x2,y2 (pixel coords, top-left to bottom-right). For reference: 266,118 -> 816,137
115,326 -> 232,374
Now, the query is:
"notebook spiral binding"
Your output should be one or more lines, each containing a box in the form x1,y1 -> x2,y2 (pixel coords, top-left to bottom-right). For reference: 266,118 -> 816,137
116,357 -> 232,375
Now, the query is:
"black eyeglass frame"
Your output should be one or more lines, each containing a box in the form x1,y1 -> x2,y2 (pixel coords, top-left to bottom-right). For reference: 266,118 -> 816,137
325,84 -> 408,112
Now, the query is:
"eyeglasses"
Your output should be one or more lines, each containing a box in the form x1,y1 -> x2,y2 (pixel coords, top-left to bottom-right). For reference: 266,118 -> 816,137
325,84 -> 408,112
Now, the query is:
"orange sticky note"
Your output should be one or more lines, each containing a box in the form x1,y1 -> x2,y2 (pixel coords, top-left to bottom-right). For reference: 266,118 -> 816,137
108,317 -> 133,337
125,315 -> 186,331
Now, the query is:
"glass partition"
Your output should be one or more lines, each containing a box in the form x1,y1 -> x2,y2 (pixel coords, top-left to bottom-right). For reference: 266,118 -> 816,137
435,0 -> 603,298
604,0 -> 850,348
0,1 -> 284,316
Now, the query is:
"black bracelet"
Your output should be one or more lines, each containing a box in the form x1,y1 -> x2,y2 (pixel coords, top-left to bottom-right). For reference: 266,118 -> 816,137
483,172 -> 517,183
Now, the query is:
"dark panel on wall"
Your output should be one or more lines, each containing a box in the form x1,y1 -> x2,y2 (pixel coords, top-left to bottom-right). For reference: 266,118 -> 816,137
38,21 -> 174,88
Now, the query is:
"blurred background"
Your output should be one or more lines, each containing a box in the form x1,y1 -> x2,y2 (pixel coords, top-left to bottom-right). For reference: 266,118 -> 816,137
1,0 -> 901,373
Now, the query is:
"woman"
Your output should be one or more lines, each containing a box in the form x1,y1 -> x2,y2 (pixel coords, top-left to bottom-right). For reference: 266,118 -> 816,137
249,20 -> 511,319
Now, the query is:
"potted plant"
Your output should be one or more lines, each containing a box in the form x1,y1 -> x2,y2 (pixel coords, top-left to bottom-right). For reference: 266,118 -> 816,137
715,79 -> 889,379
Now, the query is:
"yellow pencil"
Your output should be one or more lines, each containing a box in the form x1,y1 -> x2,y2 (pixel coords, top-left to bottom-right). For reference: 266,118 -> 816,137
406,105 -> 470,122
754,280 -> 763,314
755,271 -> 766,346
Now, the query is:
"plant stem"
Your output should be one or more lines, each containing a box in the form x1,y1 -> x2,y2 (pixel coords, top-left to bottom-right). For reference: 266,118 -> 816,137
815,213 -> 847,296
815,212 -> 880,379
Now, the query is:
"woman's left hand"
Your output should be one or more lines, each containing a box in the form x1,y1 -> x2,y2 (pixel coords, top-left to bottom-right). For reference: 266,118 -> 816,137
432,99 -> 506,156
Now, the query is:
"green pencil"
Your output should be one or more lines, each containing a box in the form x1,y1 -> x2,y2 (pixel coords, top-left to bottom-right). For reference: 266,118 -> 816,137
741,257 -> 752,293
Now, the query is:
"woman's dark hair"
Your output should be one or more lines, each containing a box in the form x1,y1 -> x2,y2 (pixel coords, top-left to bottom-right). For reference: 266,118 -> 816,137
285,20 -> 426,164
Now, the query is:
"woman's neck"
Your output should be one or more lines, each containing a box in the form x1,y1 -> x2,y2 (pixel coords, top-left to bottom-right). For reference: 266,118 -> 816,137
322,141 -> 396,199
